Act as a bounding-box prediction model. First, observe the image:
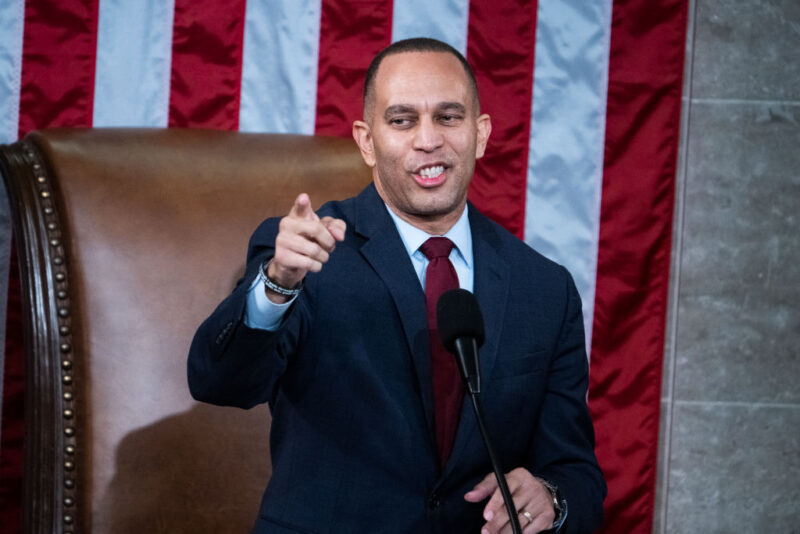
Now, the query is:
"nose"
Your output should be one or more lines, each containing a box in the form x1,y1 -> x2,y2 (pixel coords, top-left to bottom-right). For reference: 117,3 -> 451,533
412,117 -> 443,152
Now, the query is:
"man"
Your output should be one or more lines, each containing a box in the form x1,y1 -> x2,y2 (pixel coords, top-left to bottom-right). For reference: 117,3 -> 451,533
188,38 -> 605,533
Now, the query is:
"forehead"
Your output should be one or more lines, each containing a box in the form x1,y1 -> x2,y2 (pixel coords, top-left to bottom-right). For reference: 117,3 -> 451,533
373,51 -> 472,108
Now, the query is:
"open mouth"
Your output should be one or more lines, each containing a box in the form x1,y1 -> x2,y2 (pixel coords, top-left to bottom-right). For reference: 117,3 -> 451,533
413,164 -> 447,187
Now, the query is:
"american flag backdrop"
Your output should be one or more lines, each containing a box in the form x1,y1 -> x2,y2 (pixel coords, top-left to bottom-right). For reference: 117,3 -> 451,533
0,0 -> 687,532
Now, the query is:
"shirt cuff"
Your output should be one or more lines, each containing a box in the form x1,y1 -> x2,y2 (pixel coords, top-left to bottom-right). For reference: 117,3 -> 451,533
244,275 -> 297,331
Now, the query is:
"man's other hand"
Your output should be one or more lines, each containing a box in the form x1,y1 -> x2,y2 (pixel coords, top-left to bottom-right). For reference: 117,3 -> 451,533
464,467 -> 556,534
266,193 -> 346,303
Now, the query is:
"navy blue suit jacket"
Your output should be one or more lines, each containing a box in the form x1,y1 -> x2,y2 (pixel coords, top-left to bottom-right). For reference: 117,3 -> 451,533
188,184 -> 605,533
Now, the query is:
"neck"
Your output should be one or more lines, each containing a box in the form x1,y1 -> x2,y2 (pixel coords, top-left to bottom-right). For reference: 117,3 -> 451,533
387,203 -> 465,236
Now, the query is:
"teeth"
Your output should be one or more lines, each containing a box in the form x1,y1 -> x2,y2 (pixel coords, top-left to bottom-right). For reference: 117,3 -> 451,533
419,165 -> 444,179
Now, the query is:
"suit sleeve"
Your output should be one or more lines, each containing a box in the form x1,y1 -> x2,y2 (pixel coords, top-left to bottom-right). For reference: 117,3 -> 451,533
527,268 -> 607,533
187,217 -> 311,409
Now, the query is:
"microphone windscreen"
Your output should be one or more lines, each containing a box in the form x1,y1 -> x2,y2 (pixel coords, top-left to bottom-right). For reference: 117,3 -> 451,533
437,288 -> 485,353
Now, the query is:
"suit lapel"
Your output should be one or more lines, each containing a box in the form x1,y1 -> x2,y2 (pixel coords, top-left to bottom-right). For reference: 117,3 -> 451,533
354,186 -> 437,444
441,205 -> 510,480
353,188 -> 511,478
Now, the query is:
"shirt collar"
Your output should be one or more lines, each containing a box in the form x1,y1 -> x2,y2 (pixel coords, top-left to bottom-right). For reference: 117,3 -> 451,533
384,204 -> 472,268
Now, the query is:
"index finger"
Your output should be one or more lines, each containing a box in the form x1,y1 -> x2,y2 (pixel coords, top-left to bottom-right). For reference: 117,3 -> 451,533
482,485 -> 508,522
289,193 -> 319,221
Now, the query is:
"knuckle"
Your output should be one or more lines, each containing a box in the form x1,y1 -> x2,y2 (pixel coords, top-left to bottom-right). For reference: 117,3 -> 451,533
310,242 -> 325,258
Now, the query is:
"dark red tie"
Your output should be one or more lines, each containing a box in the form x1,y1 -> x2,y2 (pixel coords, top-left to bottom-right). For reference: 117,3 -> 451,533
420,237 -> 463,467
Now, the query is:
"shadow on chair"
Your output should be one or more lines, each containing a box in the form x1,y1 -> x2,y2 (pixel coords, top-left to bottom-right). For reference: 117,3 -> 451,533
0,128 -> 370,533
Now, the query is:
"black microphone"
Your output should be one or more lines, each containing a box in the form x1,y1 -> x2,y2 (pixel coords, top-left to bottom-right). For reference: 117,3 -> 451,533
437,288 -> 484,395
436,289 -> 522,534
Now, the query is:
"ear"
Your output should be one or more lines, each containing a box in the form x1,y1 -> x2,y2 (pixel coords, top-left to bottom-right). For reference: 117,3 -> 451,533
474,114 -> 492,159
352,120 -> 376,167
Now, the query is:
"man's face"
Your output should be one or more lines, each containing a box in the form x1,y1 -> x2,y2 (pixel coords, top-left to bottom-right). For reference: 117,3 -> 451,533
353,51 -> 491,233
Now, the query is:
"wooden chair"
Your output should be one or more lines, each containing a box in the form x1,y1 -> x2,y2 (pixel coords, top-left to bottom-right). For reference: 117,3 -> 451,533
0,128 -> 371,533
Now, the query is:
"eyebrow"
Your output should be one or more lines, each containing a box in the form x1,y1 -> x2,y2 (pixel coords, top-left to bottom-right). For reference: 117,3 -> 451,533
384,104 -> 417,119
383,102 -> 467,120
436,102 -> 467,114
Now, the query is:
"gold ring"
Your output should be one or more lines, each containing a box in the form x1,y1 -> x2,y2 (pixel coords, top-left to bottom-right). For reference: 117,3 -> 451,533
522,510 -> 534,524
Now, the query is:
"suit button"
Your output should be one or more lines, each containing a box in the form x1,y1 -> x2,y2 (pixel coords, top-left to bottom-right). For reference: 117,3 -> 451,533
428,493 -> 440,510
215,321 -> 235,345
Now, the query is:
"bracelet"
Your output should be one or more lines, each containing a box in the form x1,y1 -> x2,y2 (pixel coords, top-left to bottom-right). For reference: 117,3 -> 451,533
259,259 -> 303,297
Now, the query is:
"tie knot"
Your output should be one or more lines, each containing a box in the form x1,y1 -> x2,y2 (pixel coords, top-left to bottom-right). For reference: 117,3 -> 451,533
420,237 -> 455,260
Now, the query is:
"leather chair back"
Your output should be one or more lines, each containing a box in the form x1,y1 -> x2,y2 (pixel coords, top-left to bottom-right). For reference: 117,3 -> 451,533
0,128 -> 371,533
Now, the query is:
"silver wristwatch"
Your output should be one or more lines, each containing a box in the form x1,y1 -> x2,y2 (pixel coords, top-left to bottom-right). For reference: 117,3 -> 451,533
536,477 -> 567,531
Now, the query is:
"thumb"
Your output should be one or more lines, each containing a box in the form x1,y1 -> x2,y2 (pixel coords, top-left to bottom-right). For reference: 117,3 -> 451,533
321,217 -> 347,242
290,193 -> 318,221
464,472 -> 498,502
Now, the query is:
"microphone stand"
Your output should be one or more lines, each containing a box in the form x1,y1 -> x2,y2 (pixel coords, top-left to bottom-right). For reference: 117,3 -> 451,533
455,338 -> 522,534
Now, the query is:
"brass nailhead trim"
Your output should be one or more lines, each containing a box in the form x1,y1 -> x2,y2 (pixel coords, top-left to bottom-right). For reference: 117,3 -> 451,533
28,146 -> 79,526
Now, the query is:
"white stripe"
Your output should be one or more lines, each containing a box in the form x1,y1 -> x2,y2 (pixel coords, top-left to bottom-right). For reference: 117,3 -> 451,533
525,0 -> 613,349
0,0 -> 25,143
0,0 -> 23,447
93,0 -> 175,127
239,0 -> 321,134
391,0 -> 470,55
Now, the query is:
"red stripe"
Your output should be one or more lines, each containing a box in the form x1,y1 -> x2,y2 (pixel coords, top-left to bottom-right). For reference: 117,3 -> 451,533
168,0 -> 247,129
0,247 -> 23,534
589,1 -> 688,532
314,0 -> 393,137
17,0 -> 100,137
465,0 -> 538,239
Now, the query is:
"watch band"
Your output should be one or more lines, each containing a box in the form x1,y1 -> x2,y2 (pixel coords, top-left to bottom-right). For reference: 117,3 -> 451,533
536,477 -> 568,531
259,259 -> 303,297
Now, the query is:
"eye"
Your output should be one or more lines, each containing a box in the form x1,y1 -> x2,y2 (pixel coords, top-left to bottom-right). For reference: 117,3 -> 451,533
438,113 -> 463,124
388,117 -> 415,128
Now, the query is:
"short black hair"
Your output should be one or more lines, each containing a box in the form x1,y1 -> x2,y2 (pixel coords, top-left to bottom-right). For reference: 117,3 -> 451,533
362,37 -> 480,121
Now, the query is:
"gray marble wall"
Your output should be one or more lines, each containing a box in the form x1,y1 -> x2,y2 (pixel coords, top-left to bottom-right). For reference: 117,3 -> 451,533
654,0 -> 800,532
